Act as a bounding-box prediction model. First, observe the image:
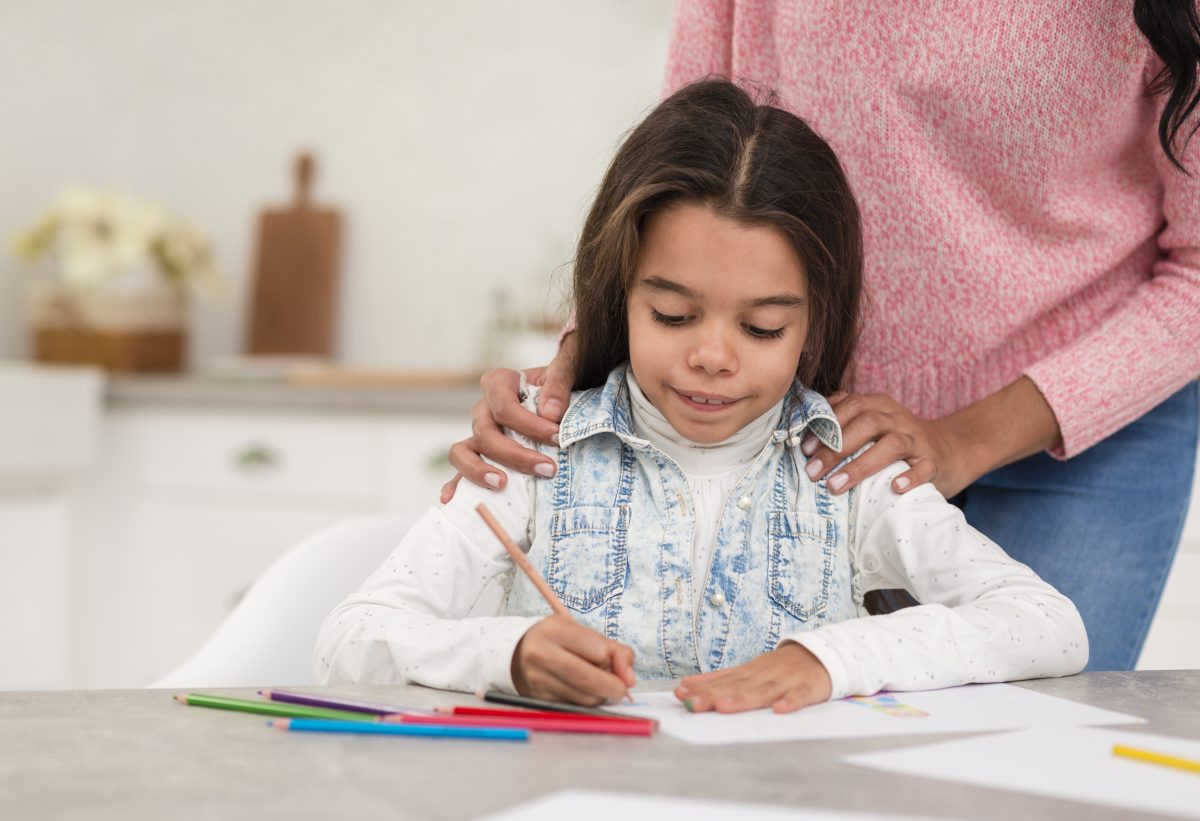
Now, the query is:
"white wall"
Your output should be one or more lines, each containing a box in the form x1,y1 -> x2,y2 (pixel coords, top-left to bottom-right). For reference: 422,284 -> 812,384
0,0 -> 675,370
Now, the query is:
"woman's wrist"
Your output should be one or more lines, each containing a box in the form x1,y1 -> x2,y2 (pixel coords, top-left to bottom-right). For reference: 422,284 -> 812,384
940,376 -> 1062,487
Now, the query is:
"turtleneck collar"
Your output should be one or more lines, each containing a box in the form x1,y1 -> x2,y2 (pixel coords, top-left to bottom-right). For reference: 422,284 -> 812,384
625,369 -> 782,477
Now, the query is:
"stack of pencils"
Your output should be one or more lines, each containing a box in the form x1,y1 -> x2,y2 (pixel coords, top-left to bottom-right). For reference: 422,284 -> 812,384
174,690 -> 656,743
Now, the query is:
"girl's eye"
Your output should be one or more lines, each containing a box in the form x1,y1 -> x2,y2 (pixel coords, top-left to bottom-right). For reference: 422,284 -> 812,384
744,324 -> 786,340
650,308 -> 689,326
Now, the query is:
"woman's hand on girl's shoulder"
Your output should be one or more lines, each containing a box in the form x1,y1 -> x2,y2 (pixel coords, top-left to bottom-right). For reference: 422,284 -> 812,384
801,392 -> 974,499
674,643 -> 832,714
440,335 -> 579,503
510,614 -> 637,706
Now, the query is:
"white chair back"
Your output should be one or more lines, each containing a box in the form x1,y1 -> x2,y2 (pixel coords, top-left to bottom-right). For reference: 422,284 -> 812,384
149,514 -> 415,689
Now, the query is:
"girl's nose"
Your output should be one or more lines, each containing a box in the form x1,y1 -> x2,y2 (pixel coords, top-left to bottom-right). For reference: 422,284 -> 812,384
686,328 -> 737,375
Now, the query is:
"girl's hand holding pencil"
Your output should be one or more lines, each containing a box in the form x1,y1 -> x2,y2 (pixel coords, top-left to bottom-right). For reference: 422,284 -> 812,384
476,502 -> 637,706
510,614 -> 636,706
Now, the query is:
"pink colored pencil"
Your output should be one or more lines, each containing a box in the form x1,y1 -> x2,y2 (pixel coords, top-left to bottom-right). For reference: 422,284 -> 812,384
385,712 -> 653,736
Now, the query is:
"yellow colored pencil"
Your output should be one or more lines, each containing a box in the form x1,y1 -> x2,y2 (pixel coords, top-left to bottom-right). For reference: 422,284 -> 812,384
1112,743 -> 1200,776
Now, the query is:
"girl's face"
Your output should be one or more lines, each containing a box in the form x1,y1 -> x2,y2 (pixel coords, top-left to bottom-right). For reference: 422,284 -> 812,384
627,202 -> 809,445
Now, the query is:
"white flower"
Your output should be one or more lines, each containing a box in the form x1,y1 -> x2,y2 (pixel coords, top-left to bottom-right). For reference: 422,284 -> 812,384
8,185 -> 220,293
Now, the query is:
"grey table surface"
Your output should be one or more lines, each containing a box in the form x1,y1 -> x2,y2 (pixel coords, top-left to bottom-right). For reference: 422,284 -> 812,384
1,671 -> 1197,821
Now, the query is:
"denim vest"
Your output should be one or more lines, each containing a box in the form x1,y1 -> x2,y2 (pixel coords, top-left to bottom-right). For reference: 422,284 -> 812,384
504,365 -> 861,680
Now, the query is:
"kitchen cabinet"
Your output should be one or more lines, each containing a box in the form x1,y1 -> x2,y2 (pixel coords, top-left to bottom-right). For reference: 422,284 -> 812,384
72,381 -> 472,688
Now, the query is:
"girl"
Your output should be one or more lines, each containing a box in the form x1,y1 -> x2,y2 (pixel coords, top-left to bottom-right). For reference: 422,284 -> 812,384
315,80 -> 1087,713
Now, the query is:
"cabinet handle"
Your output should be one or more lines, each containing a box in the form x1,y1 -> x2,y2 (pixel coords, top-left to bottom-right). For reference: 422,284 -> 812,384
234,444 -> 281,472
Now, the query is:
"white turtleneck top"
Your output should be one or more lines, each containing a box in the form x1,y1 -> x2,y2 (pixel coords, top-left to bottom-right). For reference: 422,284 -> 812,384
625,369 -> 782,608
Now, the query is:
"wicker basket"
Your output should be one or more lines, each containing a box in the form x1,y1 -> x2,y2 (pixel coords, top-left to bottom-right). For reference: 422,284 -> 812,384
33,326 -> 185,373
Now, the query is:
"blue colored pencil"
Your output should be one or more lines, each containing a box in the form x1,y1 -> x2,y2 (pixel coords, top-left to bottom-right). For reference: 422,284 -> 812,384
268,718 -> 529,741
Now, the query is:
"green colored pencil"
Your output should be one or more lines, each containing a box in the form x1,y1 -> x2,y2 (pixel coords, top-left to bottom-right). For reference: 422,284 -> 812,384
175,693 -> 377,722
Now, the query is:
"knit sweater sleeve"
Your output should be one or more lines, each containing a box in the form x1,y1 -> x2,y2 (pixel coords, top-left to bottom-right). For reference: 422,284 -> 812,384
663,0 -> 734,93
1024,58 -> 1200,458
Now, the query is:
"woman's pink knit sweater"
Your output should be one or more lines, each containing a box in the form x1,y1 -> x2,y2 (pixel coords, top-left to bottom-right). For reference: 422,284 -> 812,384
665,1 -> 1200,457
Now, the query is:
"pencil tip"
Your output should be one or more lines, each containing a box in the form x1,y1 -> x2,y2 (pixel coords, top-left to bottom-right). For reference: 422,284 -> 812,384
174,694 -> 187,704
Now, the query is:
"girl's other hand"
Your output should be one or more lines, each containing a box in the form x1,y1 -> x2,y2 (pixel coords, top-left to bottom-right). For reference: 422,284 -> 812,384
801,391 -> 968,499
674,643 -> 831,713
511,614 -> 637,706
441,333 -> 578,503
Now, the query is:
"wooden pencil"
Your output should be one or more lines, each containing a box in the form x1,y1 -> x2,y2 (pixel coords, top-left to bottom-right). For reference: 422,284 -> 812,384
475,502 -> 571,619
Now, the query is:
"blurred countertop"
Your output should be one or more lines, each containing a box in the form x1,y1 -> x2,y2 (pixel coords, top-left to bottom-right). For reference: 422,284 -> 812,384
105,368 -> 482,416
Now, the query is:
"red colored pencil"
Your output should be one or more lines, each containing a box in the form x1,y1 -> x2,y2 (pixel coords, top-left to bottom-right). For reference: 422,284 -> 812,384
386,712 -> 653,736
442,705 -> 655,727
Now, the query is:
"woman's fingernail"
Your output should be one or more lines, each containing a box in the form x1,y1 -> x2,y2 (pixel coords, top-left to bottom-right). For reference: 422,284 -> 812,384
484,472 -> 502,488
829,473 -> 848,491
542,399 -> 564,419
894,476 -> 911,491
804,459 -> 824,480
534,463 -> 556,478
550,432 -> 560,446
801,436 -> 818,455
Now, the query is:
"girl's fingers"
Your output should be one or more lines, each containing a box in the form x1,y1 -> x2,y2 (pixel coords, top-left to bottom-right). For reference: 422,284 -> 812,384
545,648 -> 631,704
525,664 -> 607,706
772,684 -> 823,714
610,644 -> 637,688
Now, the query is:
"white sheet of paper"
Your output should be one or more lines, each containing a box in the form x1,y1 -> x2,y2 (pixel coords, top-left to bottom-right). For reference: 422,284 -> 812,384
477,789 -> 950,821
845,727 -> 1200,820
612,683 -> 1142,745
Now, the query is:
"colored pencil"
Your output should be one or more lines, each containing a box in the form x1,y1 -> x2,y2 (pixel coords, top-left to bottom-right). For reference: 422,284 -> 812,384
483,689 -> 636,719
268,718 -> 529,741
1112,743 -> 1200,775
476,502 -> 571,618
443,705 -> 656,727
385,712 -> 653,736
175,693 -> 374,722
259,689 -> 434,717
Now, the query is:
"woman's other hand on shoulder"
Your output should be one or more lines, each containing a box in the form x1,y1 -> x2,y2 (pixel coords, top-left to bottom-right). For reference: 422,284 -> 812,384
802,377 -> 1061,499
511,614 -> 637,706
802,392 -> 973,499
674,643 -> 832,714
441,334 -> 579,503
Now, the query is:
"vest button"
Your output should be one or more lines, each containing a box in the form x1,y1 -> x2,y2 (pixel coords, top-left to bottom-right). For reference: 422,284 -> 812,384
709,592 -> 726,607
737,495 -> 753,511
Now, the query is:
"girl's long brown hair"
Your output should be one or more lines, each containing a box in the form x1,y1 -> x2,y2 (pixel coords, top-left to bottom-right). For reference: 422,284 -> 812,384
571,79 -> 863,396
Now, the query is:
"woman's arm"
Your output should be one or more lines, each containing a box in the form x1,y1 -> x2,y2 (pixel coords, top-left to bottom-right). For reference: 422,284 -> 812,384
804,376 -> 1061,498
791,461 -> 1088,700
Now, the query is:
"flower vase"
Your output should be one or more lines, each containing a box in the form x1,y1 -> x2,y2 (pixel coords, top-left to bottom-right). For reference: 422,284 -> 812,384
27,266 -> 187,373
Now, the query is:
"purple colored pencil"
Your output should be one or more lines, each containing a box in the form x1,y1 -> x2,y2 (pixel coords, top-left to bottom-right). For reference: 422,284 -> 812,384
259,689 -> 433,717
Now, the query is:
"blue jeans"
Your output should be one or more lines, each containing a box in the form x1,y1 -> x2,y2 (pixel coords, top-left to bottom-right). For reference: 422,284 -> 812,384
868,382 -> 1199,671
954,382 -> 1199,672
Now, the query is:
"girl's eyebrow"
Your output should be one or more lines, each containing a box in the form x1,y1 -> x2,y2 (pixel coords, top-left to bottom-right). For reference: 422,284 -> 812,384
640,275 -> 806,309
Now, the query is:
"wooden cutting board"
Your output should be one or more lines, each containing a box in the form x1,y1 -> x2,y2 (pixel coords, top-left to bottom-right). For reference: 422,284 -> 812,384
246,153 -> 341,356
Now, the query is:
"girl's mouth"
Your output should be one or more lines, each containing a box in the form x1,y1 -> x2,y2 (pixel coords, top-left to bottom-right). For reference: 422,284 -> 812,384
674,388 -> 741,412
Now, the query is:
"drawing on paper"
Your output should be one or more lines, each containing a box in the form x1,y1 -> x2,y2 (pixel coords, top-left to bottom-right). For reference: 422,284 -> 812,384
845,694 -> 929,717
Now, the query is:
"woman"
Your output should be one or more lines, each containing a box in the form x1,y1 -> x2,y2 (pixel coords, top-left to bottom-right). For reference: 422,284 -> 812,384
444,0 -> 1200,672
